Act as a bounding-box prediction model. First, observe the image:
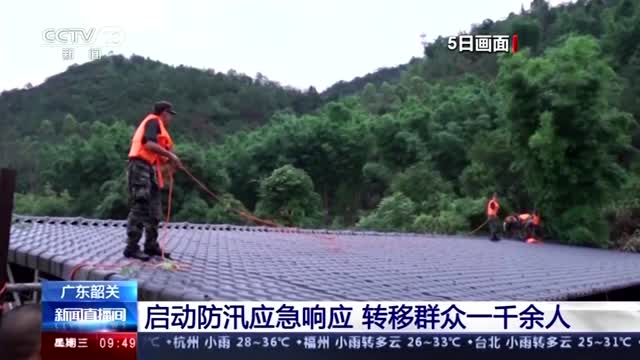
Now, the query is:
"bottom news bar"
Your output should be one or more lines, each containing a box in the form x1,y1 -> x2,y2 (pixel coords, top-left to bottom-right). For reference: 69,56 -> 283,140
138,333 -> 640,360
41,332 -> 137,360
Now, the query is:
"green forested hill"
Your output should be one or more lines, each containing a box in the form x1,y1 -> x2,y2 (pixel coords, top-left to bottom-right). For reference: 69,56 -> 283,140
0,54 -> 323,142
3,0 -> 640,250
320,61 -> 415,102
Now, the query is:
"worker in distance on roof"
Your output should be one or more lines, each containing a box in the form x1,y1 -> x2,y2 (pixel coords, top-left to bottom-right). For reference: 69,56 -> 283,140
530,209 -> 541,237
486,192 -> 500,241
503,214 -> 519,238
124,101 -> 183,262
504,210 -> 543,242
518,210 -> 542,238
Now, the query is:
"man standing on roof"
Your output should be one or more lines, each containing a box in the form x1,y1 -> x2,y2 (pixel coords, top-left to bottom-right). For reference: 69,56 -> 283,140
486,192 -> 500,241
124,101 -> 183,261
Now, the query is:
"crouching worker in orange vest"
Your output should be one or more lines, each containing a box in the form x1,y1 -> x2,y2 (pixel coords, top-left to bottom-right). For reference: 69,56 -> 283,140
124,101 -> 183,261
486,193 -> 500,241
519,210 -> 542,243
527,209 -> 542,242
531,209 -> 541,234
518,212 -> 532,237
517,212 -> 537,234
503,215 -> 519,239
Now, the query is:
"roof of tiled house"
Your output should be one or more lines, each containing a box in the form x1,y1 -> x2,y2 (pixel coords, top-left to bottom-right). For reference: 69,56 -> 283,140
8,215 -> 640,301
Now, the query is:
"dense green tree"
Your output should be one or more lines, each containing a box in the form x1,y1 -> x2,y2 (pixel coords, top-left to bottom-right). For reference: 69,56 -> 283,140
510,17 -> 542,54
390,162 -> 452,213
361,162 -> 393,209
61,114 -> 80,135
498,36 -> 634,246
14,184 -> 74,217
356,193 -> 416,232
95,171 -> 128,219
254,165 -> 324,227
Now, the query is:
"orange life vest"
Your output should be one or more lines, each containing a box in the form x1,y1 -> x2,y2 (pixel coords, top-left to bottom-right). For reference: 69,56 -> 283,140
532,214 -> 540,226
486,199 -> 499,217
128,114 -> 174,188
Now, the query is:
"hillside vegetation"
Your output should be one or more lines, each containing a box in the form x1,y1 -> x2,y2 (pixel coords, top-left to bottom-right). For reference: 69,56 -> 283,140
2,0 -> 640,250
0,55 -> 323,142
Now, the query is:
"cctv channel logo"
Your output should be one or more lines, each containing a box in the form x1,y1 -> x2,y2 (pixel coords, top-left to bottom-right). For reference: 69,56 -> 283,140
42,26 -> 125,47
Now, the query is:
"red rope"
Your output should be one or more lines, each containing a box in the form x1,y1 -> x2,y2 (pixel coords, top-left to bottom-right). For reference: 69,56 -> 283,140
152,169 -> 193,271
180,166 -> 340,250
69,260 -> 147,280
68,163 -> 340,280
69,263 -> 87,280
181,167 -> 281,227
159,171 -> 173,261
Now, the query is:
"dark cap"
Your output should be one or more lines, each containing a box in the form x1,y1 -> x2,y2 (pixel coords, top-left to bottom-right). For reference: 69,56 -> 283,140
153,101 -> 177,115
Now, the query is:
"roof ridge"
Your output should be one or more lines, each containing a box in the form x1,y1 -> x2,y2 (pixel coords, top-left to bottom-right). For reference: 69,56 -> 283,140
11,214 -> 434,237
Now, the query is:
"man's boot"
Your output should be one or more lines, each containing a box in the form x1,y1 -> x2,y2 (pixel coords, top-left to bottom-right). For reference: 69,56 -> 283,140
123,247 -> 151,261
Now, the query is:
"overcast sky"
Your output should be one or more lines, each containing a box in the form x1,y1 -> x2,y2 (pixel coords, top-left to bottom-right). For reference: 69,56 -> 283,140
0,0 -> 570,92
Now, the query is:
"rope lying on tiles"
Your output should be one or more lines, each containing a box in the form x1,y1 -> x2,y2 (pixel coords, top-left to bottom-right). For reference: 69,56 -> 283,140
69,172 -> 190,278
68,258 -> 193,280
69,164 -> 338,280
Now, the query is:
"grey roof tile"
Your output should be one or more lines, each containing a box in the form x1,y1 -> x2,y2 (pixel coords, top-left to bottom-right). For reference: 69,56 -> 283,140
7,215 -> 640,301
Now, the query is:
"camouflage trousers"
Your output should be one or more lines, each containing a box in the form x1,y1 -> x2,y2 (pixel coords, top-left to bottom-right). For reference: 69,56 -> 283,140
488,216 -> 500,240
125,159 -> 162,252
